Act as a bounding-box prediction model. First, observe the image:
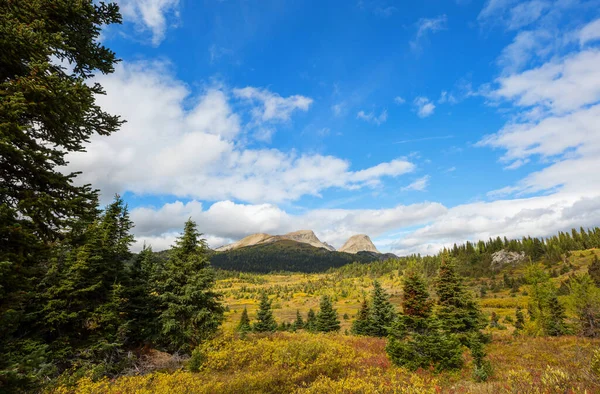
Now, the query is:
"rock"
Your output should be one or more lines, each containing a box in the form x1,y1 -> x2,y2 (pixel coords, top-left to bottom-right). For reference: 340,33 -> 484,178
280,230 -> 336,251
215,230 -> 335,252
339,234 -> 379,254
491,249 -> 526,270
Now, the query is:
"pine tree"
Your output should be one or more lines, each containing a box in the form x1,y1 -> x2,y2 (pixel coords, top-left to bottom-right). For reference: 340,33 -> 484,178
125,245 -> 161,346
387,270 -> 463,372
315,295 -> 340,332
40,196 -> 133,367
526,263 -> 566,336
157,219 -> 224,353
293,309 -> 304,330
589,255 -> 600,287
237,307 -> 252,334
367,281 -> 396,337
568,274 -> 600,337
546,294 -> 568,336
305,309 -> 317,332
514,306 -> 525,330
253,292 -> 277,333
435,258 -> 486,338
1,2 -> 122,385
351,298 -> 371,335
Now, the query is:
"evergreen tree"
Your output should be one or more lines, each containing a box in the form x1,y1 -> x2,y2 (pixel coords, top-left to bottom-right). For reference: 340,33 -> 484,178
568,274 -> 600,337
39,196 -> 133,368
293,309 -> 304,330
350,298 -> 371,335
157,219 -> 224,353
237,307 -> 251,334
305,309 -> 317,332
367,281 -> 396,337
514,306 -> 525,331
315,295 -> 340,332
125,245 -> 161,346
387,270 -> 463,372
546,294 -> 568,336
526,264 -> 566,336
1,1 -> 122,385
253,292 -> 277,333
589,255 -> 600,287
435,258 -> 486,339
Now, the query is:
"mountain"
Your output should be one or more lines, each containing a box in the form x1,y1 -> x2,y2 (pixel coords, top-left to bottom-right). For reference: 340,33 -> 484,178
339,234 -> 379,254
216,230 -> 335,252
210,239 -> 391,273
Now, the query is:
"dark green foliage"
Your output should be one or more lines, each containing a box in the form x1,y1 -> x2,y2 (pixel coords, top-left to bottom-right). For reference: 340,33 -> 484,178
470,334 -> 493,382
253,292 -> 277,333
305,309 -> 317,332
367,281 -> 396,337
315,295 -> 340,332
211,240 -> 388,273
40,196 -> 133,370
351,298 -> 371,335
568,274 -> 600,337
515,306 -> 525,330
526,264 -> 567,336
293,309 -> 304,330
435,258 -> 486,339
589,255 -> 600,287
237,307 -> 251,334
156,219 -> 224,353
387,270 -> 464,373
545,294 -> 568,336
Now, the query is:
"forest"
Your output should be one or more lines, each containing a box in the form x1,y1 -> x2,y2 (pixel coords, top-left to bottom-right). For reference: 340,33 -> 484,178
2,2 -> 600,393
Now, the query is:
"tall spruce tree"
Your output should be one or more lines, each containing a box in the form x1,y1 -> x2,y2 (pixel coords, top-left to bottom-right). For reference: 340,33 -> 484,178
351,298 -> 371,335
367,281 -> 396,337
526,263 -> 567,336
253,292 -> 277,333
435,258 -> 486,338
315,295 -> 340,332
157,219 -> 224,353
588,255 -> 600,287
305,309 -> 317,332
568,274 -> 600,337
293,309 -> 304,330
237,307 -> 252,334
514,306 -> 525,331
39,196 -> 133,368
387,270 -> 463,372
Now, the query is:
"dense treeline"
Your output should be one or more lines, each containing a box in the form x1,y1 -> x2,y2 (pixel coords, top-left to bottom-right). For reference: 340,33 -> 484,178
209,240 -> 388,273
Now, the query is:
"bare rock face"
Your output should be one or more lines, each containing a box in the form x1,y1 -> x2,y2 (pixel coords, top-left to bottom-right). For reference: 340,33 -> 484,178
215,230 -> 335,252
339,234 -> 379,254
491,249 -> 526,270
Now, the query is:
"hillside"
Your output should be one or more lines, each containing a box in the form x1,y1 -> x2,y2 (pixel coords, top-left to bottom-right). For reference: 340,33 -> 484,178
210,239 -> 393,273
216,230 -> 335,252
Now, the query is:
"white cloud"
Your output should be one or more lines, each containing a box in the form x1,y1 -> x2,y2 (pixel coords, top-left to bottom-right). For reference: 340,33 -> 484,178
332,103 -> 345,116
65,61 -> 415,205
402,175 -> 430,192
394,96 -> 406,104
410,15 -> 447,51
356,109 -> 388,125
117,0 -> 180,45
478,0 -> 549,30
130,199 -> 447,251
439,91 -> 457,104
233,87 -> 313,123
579,18 -> 600,46
413,97 -> 436,117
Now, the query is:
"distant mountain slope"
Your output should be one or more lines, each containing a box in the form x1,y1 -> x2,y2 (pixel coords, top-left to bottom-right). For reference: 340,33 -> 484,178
216,230 -> 335,252
210,239 -> 394,273
339,234 -> 379,254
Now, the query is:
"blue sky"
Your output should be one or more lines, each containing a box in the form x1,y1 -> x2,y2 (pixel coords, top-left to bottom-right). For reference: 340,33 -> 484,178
66,0 -> 600,253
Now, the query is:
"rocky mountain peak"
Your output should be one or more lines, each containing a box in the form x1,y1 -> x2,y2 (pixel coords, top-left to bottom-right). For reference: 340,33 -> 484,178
339,234 -> 379,254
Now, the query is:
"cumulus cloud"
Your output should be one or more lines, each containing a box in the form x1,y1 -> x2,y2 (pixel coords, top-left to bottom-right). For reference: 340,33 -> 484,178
579,18 -> 600,46
64,61 -> 415,205
356,109 -> 388,125
413,97 -> 436,118
117,0 -> 180,45
129,199 -> 448,251
233,87 -> 313,123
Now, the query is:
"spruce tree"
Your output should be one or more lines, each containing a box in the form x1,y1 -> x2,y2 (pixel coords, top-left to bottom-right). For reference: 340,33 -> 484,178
237,307 -> 252,334
435,258 -> 486,338
589,255 -> 600,287
253,292 -> 277,333
526,263 -> 567,336
568,274 -> 600,337
305,309 -> 317,332
514,306 -> 525,331
315,295 -> 340,332
1,1 -> 122,383
367,281 -> 396,337
387,270 -> 463,372
157,219 -> 224,353
293,309 -> 304,330
351,298 -> 371,335
40,196 -> 133,367
545,294 -> 568,336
